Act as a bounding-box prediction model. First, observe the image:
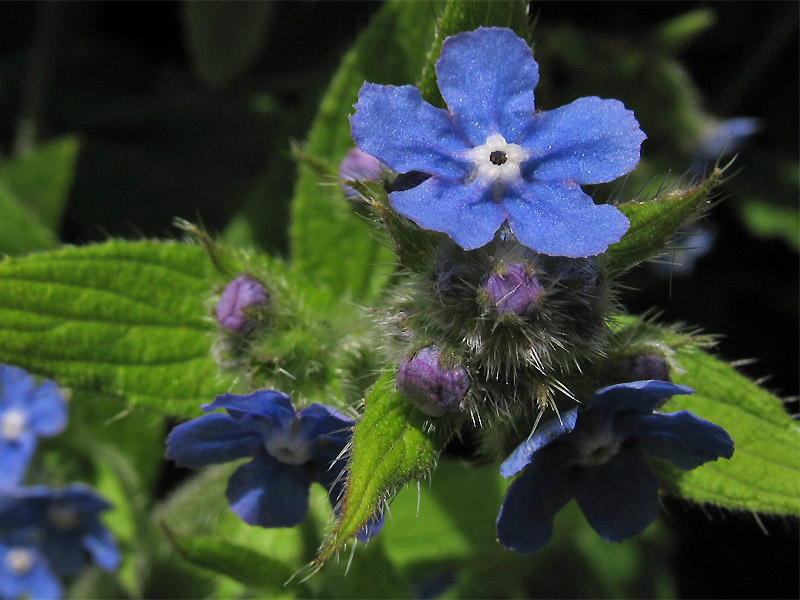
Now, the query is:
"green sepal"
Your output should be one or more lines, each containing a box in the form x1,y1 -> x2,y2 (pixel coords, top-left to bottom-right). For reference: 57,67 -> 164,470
417,0 -> 530,106
0,239 -> 232,416
606,167 -> 724,275
314,369 -> 450,566
655,348 -> 800,516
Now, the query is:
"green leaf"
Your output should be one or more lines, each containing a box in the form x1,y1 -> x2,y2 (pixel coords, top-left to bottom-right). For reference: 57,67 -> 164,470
163,527 -> 296,594
606,168 -> 724,274
289,0 -> 442,301
0,136 -> 79,231
0,182 -> 58,255
657,348 -> 800,516
417,0 -> 530,106
315,370 -> 447,566
0,239 -> 232,416
181,1 -> 274,88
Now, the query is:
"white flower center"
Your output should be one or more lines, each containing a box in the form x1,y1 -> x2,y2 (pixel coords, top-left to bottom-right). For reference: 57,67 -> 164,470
466,134 -> 528,185
1,408 -> 28,441
47,505 -> 81,531
264,420 -> 311,466
5,547 -> 35,575
575,430 -> 622,467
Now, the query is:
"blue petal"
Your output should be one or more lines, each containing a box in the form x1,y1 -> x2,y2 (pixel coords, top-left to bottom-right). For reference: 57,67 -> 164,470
634,411 -> 734,470
202,389 -> 296,426
82,522 -> 121,571
26,381 -> 67,437
520,96 -> 646,184
391,176 -> 506,250
0,435 -> 36,489
165,413 -> 262,468
42,531 -> 85,576
298,403 -> 353,442
589,381 -> 695,430
574,450 -> 659,542
59,484 -> 113,513
351,83 -> 470,179
500,408 -> 578,478
226,453 -> 311,527
496,445 -> 578,554
0,544 -> 63,600
505,180 -> 630,257
0,365 -> 34,406
436,27 -> 539,145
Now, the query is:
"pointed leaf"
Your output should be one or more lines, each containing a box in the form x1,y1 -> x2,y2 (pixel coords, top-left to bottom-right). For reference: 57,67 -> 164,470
289,0 -> 441,301
606,168 -> 724,274
656,348 -> 799,516
0,240 -> 232,416
0,183 -> 58,254
315,370 -> 448,565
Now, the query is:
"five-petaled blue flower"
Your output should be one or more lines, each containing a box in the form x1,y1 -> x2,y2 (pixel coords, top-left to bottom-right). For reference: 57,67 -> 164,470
0,484 -> 120,578
0,365 -> 68,489
496,380 -> 734,553
0,542 -> 62,600
350,27 -> 646,257
165,390 -> 381,535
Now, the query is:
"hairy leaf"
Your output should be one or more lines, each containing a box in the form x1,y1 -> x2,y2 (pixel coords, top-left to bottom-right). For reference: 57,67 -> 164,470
0,240 -> 231,416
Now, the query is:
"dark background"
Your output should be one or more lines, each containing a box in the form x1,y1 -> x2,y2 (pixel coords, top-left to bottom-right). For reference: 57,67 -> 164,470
0,2 -> 796,598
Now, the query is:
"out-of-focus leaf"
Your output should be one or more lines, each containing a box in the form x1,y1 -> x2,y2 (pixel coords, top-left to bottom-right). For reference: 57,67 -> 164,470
0,240 -> 232,416
0,136 -> 79,231
0,182 -> 58,254
181,1 -> 275,88
739,198 -> 800,250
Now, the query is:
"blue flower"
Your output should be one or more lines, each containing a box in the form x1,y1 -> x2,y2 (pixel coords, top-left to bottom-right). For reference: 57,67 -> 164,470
0,542 -> 62,600
496,380 -> 734,553
0,366 -> 68,489
166,390 -> 383,537
0,484 -> 120,577
350,27 -> 646,258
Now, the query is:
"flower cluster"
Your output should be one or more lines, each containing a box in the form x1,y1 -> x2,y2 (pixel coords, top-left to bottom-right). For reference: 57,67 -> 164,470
166,390 -> 382,537
0,366 -> 119,600
496,381 -> 734,553
351,27 -> 646,257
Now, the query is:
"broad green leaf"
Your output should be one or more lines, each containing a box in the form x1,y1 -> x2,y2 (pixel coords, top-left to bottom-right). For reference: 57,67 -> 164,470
417,0 -> 530,106
0,182 -> 58,254
0,136 -> 79,231
606,168 -> 724,274
0,240 -> 232,416
740,198 -> 800,251
315,370 -> 447,566
163,528 -> 297,594
658,348 -> 800,515
289,0 -> 441,301
181,1 -> 274,88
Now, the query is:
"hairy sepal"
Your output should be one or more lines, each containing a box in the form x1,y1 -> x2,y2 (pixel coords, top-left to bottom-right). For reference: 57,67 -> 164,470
314,369 -> 450,566
606,167 -> 724,275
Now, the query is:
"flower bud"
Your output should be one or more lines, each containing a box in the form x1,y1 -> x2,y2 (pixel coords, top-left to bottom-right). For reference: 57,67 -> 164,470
339,148 -> 385,200
216,276 -> 269,331
482,263 -> 542,317
396,347 -> 469,417
620,354 -> 671,382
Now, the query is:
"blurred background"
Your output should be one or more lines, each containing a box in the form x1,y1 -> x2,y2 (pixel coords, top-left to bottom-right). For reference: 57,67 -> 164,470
0,2 -> 796,598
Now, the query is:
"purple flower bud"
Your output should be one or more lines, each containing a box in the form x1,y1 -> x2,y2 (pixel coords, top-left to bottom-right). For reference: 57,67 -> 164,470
216,276 -> 269,331
621,354 -> 671,382
482,263 -> 542,317
396,347 -> 469,417
339,148 -> 385,200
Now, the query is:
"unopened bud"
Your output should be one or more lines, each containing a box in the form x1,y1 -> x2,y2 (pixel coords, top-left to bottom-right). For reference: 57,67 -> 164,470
482,263 -> 542,317
339,148 -> 385,200
621,354 -> 671,382
216,276 -> 269,331
396,347 -> 469,417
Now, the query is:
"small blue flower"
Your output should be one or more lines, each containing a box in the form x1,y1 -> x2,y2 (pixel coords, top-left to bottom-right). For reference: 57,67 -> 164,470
0,484 -> 120,577
165,390 -> 383,537
0,366 -> 68,489
496,380 -> 734,554
350,27 -> 646,257
0,542 -> 62,600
